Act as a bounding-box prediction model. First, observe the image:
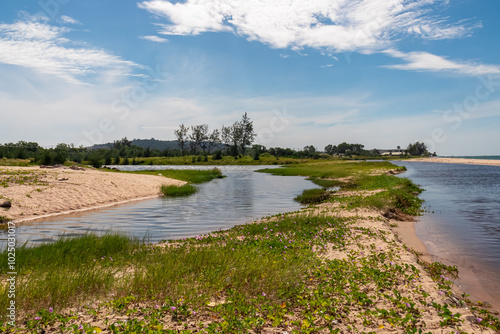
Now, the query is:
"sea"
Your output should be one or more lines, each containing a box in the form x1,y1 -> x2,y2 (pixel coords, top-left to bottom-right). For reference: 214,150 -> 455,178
392,159 -> 500,310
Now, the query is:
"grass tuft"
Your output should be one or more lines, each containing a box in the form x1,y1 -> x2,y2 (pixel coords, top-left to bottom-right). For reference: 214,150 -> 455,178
294,188 -> 330,204
160,184 -> 197,197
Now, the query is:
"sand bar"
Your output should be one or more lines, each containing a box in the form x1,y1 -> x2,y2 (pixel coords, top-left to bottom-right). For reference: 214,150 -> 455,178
409,157 -> 500,166
0,166 -> 185,222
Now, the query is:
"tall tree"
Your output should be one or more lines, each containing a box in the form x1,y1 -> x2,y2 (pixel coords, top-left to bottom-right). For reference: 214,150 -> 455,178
239,112 -> 256,155
220,125 -> 232,153
206,129 -> 221,155
174,124 -> 189,155
189,124 -> 209,154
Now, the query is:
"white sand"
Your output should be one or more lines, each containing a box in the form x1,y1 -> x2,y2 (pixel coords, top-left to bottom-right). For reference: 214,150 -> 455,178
410,157 -> 500,166
0,166 -> 185,222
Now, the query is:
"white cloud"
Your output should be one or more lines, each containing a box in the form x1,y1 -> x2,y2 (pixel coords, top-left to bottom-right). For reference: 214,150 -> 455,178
0,16 -> 142,84
138,0 -> 478,53
140,35 -> 169,43
60,15 -> 81,25
383,49 -> 500,76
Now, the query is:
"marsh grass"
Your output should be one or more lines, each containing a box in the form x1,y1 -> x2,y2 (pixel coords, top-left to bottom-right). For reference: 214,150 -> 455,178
124,167 -> 224,184
260,161 -> 422,215
132,155 -> 305,165
0,215 -> 340,318
294,188 -> 330,204
160,184 -> 197,197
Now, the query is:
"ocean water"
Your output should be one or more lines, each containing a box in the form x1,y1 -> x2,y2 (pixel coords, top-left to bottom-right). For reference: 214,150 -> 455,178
392,161 -> 500,309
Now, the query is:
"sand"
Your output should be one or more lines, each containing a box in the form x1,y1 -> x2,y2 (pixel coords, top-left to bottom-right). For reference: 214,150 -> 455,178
2,165 -> 499,332
409,157 -> 500,166
0,166 -> 185,222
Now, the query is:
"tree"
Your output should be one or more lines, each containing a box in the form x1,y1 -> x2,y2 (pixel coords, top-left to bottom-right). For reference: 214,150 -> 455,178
206,129 -> 220,155
407,141 -> 428,156
189,124 -> 208,154
239,112 -> 256,155
220,125 -> 232,153
174,124 -> 189,155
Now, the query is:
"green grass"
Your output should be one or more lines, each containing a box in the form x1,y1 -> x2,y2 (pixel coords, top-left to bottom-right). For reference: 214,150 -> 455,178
127,167 -> 224,184
124,155 -> 308,165
0,158 -> 34,167
160,184 -> 197,197
3,212 -> 497,333
294,188 -> 330,204
259,161 -> 422,216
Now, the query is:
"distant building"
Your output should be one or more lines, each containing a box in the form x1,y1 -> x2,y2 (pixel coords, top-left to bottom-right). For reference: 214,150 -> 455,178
377,146 -> 405,156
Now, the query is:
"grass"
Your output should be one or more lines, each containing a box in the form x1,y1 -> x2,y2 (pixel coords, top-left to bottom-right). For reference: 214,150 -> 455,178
259,161 -> 422,216
126,167 -> 224,184
0,158 -> 33,167
294,188 -> 330,204
160,184 -> 197,197
2,160 -> 498,332
126,155 -> 307,165
2,212 -> 498,333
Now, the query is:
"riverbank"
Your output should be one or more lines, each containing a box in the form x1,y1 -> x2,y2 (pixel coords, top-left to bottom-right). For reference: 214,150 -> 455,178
0,166 -> 185,223
409,157 -> 500,166
2,160 -> 499,333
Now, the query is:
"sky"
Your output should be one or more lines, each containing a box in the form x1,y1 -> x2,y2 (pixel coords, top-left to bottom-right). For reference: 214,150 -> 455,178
1,0 -> 500,155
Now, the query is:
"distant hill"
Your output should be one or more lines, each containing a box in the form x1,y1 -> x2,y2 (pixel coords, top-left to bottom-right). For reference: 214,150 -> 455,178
91,138 -> 180,151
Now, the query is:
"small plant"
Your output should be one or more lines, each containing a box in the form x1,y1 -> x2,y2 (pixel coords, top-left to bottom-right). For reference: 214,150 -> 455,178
294,188 -> 330,204
160,184 -> 197,197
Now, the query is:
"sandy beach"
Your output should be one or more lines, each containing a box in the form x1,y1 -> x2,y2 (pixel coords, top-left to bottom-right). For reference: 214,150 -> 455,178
1,164 -> 498,332
409,157 -> 500,166
0,166 -> 185,223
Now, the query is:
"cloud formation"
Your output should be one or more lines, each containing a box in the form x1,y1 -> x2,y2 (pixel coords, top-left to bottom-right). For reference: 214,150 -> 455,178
0,16 -> 141,84
383,50 -> 500,76
138,0 -> 478,52
60,15 -> 81,25
140,35 -> 169,43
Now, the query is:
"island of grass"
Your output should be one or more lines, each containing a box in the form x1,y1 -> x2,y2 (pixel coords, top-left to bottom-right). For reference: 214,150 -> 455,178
1,160 -> 499,333
123,167 -> 225,197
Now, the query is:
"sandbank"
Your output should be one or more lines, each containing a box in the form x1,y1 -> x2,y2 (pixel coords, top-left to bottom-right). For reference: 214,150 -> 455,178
409,157 -> 500,166
0,166 -> 185,223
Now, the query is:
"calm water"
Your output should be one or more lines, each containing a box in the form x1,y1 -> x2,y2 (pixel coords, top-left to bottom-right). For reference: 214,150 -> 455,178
393,161 -> 500,308
0,165 -> 319,249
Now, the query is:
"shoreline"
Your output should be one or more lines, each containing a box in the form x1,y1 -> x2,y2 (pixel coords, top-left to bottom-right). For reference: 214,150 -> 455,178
2,163 -> 499,332
408,157 -> 500,166
0,166 -> 185,223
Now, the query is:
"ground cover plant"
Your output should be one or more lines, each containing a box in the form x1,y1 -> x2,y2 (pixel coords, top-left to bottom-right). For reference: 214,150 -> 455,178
259,161 -> 423,217
2,213 -> 498,333
1,160 -> 498,333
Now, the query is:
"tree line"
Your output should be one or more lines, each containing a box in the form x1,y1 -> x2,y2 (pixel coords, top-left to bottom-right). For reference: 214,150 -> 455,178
174,113 -> 255,157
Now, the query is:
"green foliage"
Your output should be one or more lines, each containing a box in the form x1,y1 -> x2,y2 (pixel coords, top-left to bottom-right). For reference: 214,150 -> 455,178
295,188 -> 330,204
160,184 -> 197,197
127,167 -> 224,184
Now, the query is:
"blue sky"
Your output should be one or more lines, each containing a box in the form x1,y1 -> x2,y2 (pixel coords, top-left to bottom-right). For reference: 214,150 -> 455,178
1,0 -> 500,155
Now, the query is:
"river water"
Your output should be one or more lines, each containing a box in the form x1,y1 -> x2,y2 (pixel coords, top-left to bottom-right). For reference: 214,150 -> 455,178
0,165 -> 319,249
393,161 -> 500,309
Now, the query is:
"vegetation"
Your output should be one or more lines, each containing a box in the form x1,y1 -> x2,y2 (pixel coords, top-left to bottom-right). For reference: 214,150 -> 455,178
259,161 -> 423,217
160,184 -> 197,197
0,160 -> 497,333
125,168 -> 224,184
294,188 -> 330,204
2,213 -> 498,332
